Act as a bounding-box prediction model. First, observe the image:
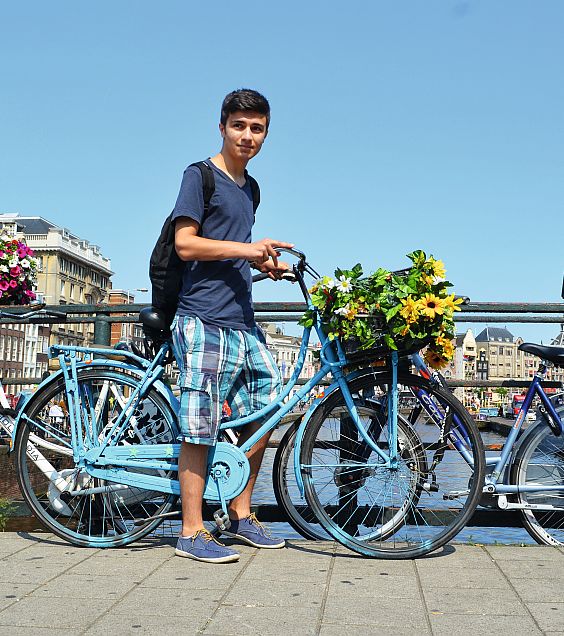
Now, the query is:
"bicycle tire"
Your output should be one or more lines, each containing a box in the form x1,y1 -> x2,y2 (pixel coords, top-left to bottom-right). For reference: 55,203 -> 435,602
273,420 -> 330,540
300,371 -> 485,559
14,367 -> 179,548
510,399 -> 564,545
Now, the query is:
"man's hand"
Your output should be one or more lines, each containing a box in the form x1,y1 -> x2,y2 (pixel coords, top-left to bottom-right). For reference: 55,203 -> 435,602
246,238 -> 294,269
254,259 -> 291,281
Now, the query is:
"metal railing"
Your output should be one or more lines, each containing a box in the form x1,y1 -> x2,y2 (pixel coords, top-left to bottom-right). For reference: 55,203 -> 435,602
1,300 -> 562,388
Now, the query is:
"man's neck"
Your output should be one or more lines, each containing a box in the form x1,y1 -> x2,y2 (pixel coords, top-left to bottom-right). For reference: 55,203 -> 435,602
210,151 -> 247,185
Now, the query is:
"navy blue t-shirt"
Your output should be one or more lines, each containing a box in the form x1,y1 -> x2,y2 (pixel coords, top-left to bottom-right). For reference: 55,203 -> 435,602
171,160 -> 255,330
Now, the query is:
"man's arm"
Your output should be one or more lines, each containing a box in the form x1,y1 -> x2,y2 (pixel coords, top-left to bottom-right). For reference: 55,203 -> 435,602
174,218 -> 294,267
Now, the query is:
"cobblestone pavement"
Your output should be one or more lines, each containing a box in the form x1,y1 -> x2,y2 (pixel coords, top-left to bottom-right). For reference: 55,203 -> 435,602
1,532 -> 564,635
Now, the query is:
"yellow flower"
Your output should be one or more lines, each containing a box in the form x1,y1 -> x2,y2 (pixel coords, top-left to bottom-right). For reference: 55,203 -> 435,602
429,259 -> 446,279
424,348 -> 449,370
400,296 -> 420,324
422,273 -> 434,286
443,294 -> 463,312
443,340 -> 455,358
418,294 -> 446,319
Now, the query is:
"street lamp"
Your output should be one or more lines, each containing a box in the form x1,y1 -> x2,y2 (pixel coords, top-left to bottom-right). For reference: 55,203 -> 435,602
124,288 -> 148,303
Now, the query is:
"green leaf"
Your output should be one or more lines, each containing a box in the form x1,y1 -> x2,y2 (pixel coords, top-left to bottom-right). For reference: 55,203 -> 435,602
385,303 -> 402,320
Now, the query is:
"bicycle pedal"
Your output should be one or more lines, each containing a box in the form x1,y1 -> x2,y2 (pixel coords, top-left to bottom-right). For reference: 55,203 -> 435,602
213,509 -> 231,531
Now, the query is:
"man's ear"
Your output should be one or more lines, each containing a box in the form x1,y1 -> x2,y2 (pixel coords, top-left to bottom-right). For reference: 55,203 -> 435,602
219,122 -> 225,138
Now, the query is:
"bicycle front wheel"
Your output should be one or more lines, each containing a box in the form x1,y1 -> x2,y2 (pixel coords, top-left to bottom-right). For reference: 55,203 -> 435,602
14,368 -> 179,548
300,371 -> 485,559
273,419 -> 330,540
511,404 -> 564,545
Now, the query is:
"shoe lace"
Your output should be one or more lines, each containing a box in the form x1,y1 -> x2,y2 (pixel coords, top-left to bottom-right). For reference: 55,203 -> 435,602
247,513 -> 272,537
192,529 -> 225,546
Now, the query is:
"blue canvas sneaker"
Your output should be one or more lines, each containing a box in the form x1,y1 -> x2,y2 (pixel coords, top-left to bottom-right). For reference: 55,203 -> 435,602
221,513 -> 285,549
175,529 -> 240,563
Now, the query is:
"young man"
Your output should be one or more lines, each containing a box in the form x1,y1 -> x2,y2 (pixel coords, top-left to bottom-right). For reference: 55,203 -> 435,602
171,89 -> 293,563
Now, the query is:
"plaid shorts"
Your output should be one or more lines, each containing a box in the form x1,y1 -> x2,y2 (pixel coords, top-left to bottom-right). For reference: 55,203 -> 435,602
171,315 -> 281,446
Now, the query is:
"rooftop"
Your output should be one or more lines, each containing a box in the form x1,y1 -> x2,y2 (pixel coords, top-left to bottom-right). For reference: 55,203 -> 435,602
475,326 -> 514,343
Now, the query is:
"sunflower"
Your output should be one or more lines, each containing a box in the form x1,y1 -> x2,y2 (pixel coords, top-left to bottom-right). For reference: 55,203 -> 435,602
400,296 -> 420,323
424,348 -> 450,370
443,293 -> 464,313
418,293 -> 446,319
429,259 -> 446,279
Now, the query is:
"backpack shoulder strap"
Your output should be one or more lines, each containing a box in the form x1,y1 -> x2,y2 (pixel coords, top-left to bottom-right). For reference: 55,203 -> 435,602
189,161 -> 215,214
245,172 -> 260,213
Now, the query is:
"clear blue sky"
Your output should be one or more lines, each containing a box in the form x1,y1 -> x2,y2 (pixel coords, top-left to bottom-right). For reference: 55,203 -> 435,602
1,1 -> 562,342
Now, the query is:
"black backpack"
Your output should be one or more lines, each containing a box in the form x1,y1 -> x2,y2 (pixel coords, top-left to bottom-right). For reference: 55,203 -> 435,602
149,160 -> 260,329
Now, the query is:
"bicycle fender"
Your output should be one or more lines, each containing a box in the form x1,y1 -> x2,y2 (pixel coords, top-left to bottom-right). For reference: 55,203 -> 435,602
10,361 -> 178,451
292,367 -> 377,495
10,368 -> 67,451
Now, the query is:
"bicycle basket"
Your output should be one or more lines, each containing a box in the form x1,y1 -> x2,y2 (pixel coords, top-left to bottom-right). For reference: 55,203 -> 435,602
338,314 -> 431,363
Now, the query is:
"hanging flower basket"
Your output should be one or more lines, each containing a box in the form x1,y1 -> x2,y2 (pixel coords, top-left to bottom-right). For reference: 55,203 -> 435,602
299,250 -> 463,369
0,235 -> 38,306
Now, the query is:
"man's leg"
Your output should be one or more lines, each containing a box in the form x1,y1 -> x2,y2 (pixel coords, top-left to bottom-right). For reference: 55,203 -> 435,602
228,421 -> 271,520
178,441 -> 208,536
219,326 -> 284,549
175,439 -> 240,563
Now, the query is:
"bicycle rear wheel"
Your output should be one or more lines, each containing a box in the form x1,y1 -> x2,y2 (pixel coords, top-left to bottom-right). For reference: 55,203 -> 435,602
511,401 -> 564,545
14,368 -> 179,548
300,371 -> 485,559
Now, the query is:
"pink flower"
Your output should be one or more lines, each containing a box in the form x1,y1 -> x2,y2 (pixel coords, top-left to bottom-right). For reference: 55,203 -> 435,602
0,280 -> 8,291
25,290 -> 35,299
9,280 -> 18,288
27,248 -> 34,256
10,266 -> 21,276
17,248 -> 27,259
0,251 -> 4,258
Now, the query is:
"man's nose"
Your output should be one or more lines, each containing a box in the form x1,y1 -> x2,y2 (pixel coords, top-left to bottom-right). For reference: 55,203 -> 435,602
241,126 -> 253,140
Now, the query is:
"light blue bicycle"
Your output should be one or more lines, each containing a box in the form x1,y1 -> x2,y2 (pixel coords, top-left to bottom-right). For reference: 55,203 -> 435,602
9,249 -> 486,559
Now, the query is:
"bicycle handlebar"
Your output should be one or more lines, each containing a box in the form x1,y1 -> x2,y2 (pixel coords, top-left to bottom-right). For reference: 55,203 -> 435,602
252,272 -> 297,283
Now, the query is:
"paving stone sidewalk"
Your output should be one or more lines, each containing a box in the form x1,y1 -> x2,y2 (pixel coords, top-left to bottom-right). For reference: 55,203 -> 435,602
1,532 -> 564,635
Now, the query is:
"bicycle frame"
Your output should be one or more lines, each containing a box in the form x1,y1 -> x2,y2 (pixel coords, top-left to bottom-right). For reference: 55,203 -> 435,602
484,368 -> 563,494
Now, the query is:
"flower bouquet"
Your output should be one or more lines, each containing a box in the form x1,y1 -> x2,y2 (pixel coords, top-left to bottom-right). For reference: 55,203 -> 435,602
299,250 -> 462,369
0,235 -> 38,305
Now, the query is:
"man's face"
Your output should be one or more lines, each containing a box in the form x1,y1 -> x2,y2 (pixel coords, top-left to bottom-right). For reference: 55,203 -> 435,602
220,111 -> 268,162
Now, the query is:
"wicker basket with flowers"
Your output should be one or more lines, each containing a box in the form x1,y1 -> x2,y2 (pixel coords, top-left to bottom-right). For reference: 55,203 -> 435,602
299,250 -> 463,369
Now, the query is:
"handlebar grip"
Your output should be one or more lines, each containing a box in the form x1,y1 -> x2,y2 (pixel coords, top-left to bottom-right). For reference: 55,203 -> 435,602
276,247 -> 306,260
252,273 -> 269,283
454,295 -> 470,305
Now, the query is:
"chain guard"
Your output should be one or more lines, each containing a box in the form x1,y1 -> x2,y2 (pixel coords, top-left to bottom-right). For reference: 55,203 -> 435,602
202,442 -> 250,503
